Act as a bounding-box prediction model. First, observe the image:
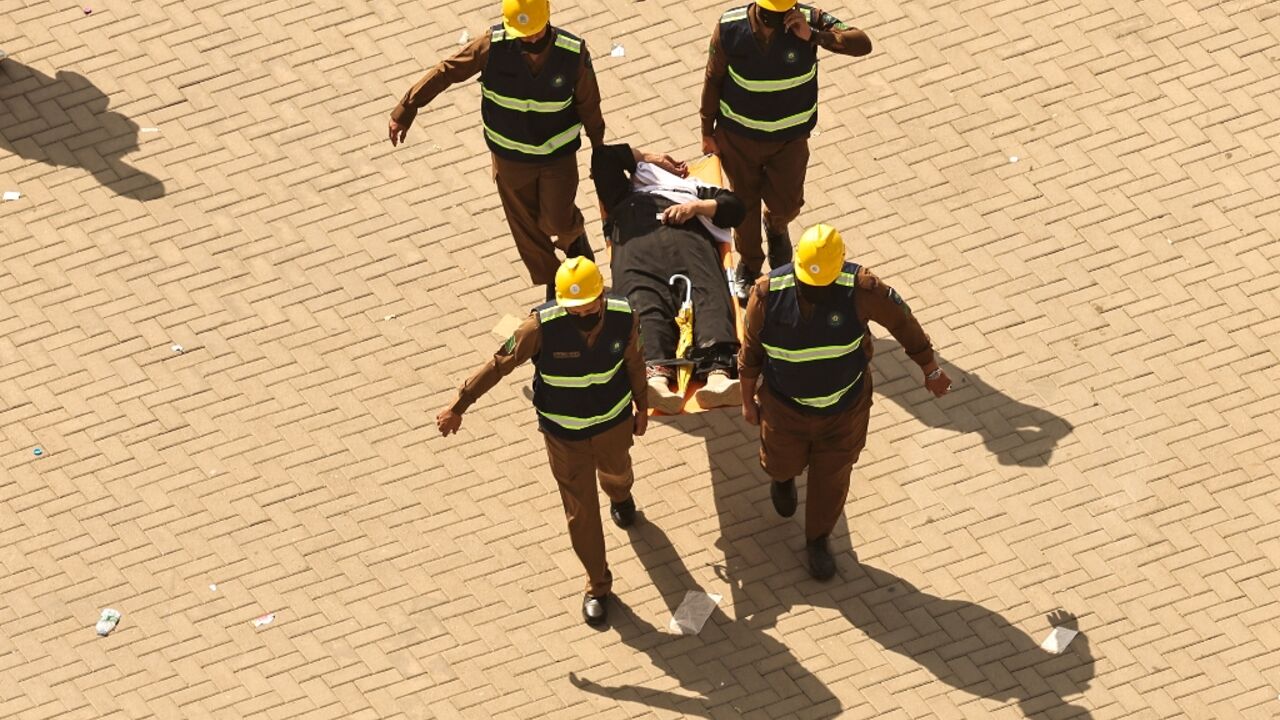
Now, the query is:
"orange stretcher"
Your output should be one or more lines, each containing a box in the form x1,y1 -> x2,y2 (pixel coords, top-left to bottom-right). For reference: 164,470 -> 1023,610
604,155 -> 743,415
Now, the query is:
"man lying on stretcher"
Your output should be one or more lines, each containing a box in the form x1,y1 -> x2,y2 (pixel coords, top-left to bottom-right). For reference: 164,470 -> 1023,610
591,143 -> 747,414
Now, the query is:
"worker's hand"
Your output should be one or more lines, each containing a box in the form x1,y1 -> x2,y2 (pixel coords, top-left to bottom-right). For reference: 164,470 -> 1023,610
924,367 -> 952,398
784,9 -> 813,41
436,408 -> 463,436
742,397 -> 760,426
701,135 -> 719,156
633,410 -> 648,436
644,152 -> 688,178
389,119 -> 409,146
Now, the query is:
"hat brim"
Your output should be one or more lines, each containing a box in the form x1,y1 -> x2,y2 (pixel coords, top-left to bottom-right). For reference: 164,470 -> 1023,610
556,292 -> 601,308
503,19 -> 546,38
756,0 -> 797,11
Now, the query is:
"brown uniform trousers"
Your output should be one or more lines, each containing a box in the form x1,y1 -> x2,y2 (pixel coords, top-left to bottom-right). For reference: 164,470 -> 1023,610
714,127 -> 809,275
543,418 -> 635,597
758,381 -> 872,542
492,153 -> 588,286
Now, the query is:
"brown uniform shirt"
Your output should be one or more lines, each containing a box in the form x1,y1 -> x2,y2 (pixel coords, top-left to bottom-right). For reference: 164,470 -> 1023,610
391,29 -> 606,146
701,4 -> 872,137
452,306 -> 648,416
739,267 -> 935,413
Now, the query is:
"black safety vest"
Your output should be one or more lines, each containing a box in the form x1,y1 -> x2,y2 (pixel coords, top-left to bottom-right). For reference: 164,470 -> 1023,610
716,4 -> 820,141
479,25 -> 585,162
532,297 -> 635,439
761,262 -> 867,415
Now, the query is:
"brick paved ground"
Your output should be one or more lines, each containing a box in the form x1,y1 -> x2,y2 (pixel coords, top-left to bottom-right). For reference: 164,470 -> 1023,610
2,0 -> 1278,718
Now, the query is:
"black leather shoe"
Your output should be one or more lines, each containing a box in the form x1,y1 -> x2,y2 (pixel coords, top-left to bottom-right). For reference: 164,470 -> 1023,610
766,228 -> 792,269
610,496 -> 636,528
567,234 -> 596,262
732,260 -> 759,308
807,535 -> 836,581
771,478 -> 797,517
582,593 -> 608,626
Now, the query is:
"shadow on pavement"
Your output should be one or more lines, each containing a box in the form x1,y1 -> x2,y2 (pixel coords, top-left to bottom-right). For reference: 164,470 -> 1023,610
570,515 -> 843,719
870,337 -> 1074,467
0,58 -> 165,200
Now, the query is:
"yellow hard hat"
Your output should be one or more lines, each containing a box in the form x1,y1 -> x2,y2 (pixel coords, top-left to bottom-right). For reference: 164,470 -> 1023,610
756,0 -> 797,11
555,256 -> 604,307
794,224 -> 845,286
503,0 -> 550,38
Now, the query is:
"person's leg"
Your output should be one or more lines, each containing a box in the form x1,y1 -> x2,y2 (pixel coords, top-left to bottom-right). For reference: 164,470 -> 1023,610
760,136 -> 809,269
544,432 -> 612,598
682,236 -> 737,354
715,127 -> 766,276
591,419 -> 636,505
758,384 -> 811,481
493,154 -> 562,286
539,153 -> 590,257
804,403 -> 871,542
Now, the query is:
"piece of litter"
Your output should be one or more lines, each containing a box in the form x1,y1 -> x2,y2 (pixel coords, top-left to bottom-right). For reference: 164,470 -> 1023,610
171,344 -> 183,353
3,191 -> 20,201
1009,155 -> 1019,163
458,30 -> 470,44
667,591 -> 721,635
1040,625 -> 1079,654
209,584 -> 217,591
33,447 -> 43,457
610,43 -> 625,58
96,608 -> 121,636
140,127 -> 159,133
252,612 -> 275,628
491,314 -> 522,339
83,6 -> 92,14
383,314 -> 396,321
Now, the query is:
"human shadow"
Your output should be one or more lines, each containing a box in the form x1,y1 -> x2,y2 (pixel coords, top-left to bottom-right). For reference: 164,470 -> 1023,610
654,413 -> 1095,718
870,337 -> 1074,467
570,515 -> 843,719
0,59 -> 165,200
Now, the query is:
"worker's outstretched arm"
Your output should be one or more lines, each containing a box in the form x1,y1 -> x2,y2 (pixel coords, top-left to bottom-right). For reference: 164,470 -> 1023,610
855,267 -> 950,397
437,312 -> 541,435
389,34 -> 490,146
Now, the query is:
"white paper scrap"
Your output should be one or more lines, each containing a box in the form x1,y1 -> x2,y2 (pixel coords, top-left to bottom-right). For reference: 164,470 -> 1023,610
610,43 -> 625,58
1009,155 -> 1019,163
252,612 -> 275,628
458,30 -> 470,44
492,314 -> 521,339
1040,626 -> 1078,654
668,591 -> 722,635
2,191 -> 20,201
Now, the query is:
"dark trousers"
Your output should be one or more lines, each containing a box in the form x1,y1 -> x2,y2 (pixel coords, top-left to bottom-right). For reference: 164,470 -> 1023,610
543,418 -> 635,596
714,127 -> 809,275
758,382 -> 872,541
492,152 -> 587,285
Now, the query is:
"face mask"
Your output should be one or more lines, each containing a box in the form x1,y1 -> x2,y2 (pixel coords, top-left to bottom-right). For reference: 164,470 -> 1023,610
797,282 -> 836,306
568,309 -> 601,332
758,8 -> 787,28
521,32 -> 552,54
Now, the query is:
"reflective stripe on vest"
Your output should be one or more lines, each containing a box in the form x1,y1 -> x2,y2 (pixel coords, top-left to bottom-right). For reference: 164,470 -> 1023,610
769,272 -> 856,292
539,298 -> 631,322
481,87 -> 573,113
720,7 -> 748,23
554,34 -> 582,53
484,122 -> 584,155
719,100 -> 817,133
791,372 -> 863,409
537,391 -> 633,431
727,63 -> 817,93
539,356 -> 624,388
491,28 -> 506,42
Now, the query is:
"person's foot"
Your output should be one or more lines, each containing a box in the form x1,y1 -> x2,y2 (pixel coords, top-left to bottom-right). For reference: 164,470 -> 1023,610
567,234 -> 595,262
694,370 -> 741,408
610,496 -> 636,528
766,227 -> 792,269
771,478 -> 797,517
646,375 -> 684,415
807,535 -> 836,581
732,260 -> 759,308
582,593 -> 609,626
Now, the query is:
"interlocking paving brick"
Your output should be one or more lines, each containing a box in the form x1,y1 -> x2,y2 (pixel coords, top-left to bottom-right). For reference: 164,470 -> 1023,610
3,0 -> 1280,717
